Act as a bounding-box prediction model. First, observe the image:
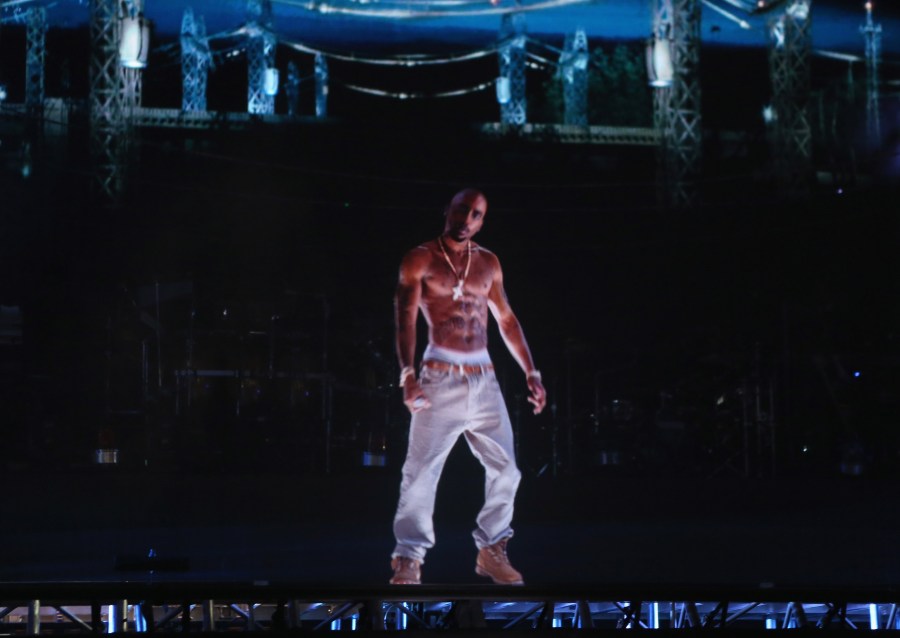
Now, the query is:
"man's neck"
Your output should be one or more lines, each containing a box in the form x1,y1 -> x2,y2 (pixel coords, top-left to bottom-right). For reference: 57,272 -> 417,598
441,233 -> 468,253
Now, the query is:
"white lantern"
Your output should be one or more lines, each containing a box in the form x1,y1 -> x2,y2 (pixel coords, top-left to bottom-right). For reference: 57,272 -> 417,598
495,76 -> 511,104
264,68 -> 280,96
119,15 -> 150,68
646,36 -> 674,87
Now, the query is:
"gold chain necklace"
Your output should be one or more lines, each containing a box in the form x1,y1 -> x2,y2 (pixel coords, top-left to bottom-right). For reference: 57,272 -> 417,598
437,236 -> 471,301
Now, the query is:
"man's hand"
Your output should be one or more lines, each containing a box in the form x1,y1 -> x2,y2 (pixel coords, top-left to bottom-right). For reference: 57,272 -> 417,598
403,377 -> 432,414
527,375 -> 546,415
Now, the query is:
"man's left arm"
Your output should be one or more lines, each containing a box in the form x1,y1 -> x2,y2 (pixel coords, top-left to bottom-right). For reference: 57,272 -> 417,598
487,260 -> 546,415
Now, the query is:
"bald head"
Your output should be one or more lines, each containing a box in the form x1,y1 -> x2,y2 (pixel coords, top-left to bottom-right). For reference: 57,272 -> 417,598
443,188 -> 488,243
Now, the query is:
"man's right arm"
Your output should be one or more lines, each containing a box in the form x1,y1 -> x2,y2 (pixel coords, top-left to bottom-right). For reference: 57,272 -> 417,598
394,249 -> 430,412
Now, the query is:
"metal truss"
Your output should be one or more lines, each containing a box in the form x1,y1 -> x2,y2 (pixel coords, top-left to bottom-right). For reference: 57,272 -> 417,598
1,583 -> 899,633
559,29 -> 589,127
315,52 -> 328,118
246,0 -> 276,115
131,107 -> 289,129
860,3 -> 881,146
479,122 -> 658,146
89,0 -> 127,203
653,0 -> 702,210
767,0 -> 812,196
498,12 -> 527,126
89,0 -> 143,203
286,60 -> 301,117
101,108 -> 657,147
25,5 -> 46,114
181,7 -> 210,113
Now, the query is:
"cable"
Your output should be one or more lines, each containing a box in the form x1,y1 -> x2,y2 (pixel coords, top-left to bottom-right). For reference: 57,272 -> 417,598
336,77 -> 496,99
280,39 -> 499,66
271,0 -> 592,19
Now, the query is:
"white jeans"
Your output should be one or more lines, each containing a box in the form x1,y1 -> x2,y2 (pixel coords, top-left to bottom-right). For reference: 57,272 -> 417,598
392,364 -> 521,562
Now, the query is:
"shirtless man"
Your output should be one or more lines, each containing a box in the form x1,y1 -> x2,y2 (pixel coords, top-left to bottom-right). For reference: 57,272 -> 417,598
389,188 -> 546,586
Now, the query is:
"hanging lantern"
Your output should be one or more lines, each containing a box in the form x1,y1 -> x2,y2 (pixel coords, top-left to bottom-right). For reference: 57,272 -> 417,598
264,67 -> 280,96
496,76 -> 511,104
646,36 -> 674,87
119,15 -> 151,68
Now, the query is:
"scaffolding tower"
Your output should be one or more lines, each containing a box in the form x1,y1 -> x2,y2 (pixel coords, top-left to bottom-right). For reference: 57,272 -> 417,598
89,0 -> 127,202
181,7 -> 210,113
861,1 -> 881,147
315,53 -> 328,118
498,12 -> 527,126
246,0 -> 276,115
25,6 -> 46,114
559,28 -> 589,127
286,60 -> 300,117
767,0 -> 812,196
652,0 -> 702,210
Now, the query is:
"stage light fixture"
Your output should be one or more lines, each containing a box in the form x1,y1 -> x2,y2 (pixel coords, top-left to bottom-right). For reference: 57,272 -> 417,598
0,84 -> 7,101
496,76 -> 511,103
119,13 -> 150,68
264,67 -> 280,95
646,36 -> 674,87
786,0 -> 808,20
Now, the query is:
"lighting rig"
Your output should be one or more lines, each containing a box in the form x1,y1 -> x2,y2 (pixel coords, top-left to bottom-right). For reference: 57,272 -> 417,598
861,0 -> 881,145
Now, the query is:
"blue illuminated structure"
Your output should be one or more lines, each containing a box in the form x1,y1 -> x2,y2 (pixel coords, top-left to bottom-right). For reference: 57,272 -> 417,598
3,582 -> 900,631
246,0 -> 276,115
89,0 -> 126,202
498,12 -> 527,126
181,7 -> 210,112
25,6 -> 46,113
286,60 -> 301,116
653,0 -> 702,210
559,28 -> 589,126
861,1 -> 882,146
767,0 -> 812,196
315,52 -> 329,118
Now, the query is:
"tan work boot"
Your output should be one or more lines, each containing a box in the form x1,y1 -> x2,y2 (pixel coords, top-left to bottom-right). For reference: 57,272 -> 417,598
476,538 -> 524,585
389,556 -> 422,585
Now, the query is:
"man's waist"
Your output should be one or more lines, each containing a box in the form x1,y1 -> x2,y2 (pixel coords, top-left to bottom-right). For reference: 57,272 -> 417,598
421,360 -> 494,376
423,343 -> 491,366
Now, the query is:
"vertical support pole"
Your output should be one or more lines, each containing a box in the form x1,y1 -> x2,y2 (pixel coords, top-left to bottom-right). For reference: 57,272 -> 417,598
89,0 -> 126,203
181,7 -> 210,112
767,0 -> 812,198
286,60 -> 301,116
653,0 -> 702,210
559,28 -> 589,126
861,1 -> 881,147
109,601 -> 128,633
26,600 -> 40,635
315,53 -> 328,118
498,12 -> 527,126
25,6 -> 46,114
201,601 -> 215,631
791,601 -> 808,628
247,0 -> 276,115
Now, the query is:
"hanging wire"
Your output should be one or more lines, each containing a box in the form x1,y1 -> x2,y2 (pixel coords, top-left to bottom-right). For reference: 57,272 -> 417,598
526,51 -> 559,68
271,0 -> 592,19
336,77 -> 496,99
280,39 -> 500,66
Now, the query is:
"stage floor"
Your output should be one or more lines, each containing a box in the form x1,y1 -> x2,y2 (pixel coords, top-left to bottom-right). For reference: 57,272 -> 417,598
3,466 -> 898,589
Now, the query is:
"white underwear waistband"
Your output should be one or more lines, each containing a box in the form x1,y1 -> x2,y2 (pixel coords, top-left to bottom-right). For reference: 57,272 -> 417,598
423,343 -> 492,366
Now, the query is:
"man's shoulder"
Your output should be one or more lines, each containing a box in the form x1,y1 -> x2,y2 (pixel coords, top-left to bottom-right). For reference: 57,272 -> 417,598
473,243 -> 500,264
405,241 -> 435,258
400,242 -> 436,270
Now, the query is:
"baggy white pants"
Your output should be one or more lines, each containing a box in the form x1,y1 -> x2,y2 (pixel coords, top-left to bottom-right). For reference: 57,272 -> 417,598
392,364 -> 521,562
